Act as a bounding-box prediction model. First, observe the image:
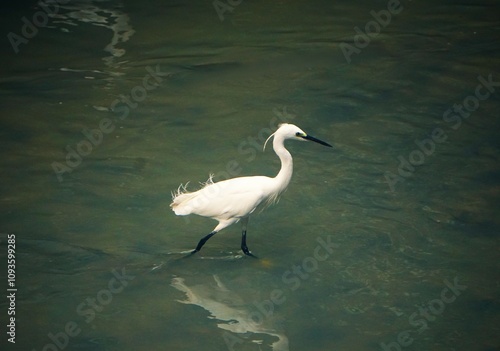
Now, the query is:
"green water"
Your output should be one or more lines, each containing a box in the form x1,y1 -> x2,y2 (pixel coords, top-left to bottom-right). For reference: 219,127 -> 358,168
0,0 -> 499,350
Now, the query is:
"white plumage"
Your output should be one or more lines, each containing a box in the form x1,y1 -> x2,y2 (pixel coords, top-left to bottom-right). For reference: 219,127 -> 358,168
171,123 -> 332,256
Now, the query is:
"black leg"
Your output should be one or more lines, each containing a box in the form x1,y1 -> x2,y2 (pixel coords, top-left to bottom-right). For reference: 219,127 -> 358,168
191,231 -> 216,254
241,230 -> 257,258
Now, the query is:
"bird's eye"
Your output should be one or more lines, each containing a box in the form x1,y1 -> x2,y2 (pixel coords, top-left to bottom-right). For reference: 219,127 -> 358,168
295,132 -> 301,136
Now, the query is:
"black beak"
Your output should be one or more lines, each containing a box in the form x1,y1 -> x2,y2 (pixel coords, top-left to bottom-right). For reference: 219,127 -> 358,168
302,134 -> 333,147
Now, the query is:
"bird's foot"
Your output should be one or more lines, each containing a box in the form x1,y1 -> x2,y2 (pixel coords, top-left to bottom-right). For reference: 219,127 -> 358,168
180,249 -> 199,258
242,247 -> 258,258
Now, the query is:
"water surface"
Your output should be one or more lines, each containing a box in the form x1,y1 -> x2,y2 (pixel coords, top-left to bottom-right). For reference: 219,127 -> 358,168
0,0 -> 499,350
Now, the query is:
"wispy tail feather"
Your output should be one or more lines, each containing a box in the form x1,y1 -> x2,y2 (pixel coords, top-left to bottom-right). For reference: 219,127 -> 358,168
170,183 -> 195,216
170,175 -> 215,216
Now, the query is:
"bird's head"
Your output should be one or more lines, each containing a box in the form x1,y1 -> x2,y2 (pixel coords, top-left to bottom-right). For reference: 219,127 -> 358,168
264,123 -> 332,150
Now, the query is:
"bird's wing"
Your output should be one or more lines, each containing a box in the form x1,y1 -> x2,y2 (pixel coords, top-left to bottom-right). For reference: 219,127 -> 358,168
185,176 -> 273,220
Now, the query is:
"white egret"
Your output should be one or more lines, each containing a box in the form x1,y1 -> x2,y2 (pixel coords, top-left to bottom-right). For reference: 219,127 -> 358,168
170,123 -> 332,256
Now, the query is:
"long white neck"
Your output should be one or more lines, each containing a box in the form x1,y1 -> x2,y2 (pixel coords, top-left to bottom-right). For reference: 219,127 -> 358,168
273,134 -> 293,193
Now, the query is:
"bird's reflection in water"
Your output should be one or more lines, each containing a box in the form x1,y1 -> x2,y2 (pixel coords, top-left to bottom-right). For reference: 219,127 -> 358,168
171,275 -> 289,351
